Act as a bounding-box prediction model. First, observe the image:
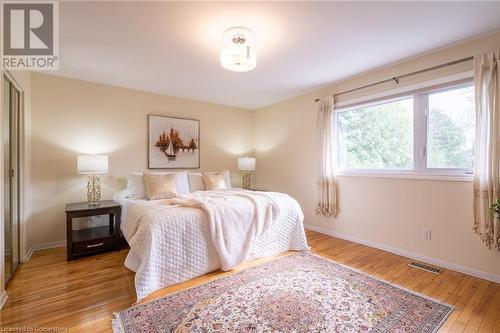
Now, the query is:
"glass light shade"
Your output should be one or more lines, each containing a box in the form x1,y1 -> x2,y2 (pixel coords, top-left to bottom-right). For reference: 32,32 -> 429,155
220,27 -> 256,72
238,157 -> 256,171
220,45 -> 256,72
77,154 -> 108,175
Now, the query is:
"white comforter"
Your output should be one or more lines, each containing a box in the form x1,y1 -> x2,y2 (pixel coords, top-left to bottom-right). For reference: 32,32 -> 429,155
119,190 -> 309,300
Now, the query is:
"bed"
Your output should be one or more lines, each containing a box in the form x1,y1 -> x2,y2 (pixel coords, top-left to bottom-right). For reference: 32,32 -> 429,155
114,171 -> 309,301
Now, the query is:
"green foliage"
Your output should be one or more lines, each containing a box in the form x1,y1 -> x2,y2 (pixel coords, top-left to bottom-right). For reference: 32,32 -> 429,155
427,86 -> 475,169
490,200 -> 500,219
338,99 -> 413,169
338,86 -> 474,170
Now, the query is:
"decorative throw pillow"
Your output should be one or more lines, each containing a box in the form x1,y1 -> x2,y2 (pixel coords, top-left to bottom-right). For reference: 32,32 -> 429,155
202,171 -> 231,190
143,173 -> 178,200
129,171 -> 191,198
189,171 -> 231,191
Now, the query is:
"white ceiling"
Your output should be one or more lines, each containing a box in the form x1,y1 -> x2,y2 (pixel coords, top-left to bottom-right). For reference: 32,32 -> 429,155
54,1 -> 500,109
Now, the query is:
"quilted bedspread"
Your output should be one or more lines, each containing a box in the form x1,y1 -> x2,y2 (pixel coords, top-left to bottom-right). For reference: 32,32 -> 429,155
119,191 -> 309,300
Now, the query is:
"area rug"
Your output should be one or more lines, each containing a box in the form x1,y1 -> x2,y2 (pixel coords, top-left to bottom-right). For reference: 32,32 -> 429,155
113,252 -> 453,333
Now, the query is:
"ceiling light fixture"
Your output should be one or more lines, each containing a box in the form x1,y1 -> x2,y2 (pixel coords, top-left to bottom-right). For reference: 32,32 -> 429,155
220,27 -> 256,72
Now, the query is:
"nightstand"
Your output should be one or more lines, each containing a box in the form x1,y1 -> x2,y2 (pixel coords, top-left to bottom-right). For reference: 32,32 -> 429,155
65,200 -> 121,261
249,188 -> 270,192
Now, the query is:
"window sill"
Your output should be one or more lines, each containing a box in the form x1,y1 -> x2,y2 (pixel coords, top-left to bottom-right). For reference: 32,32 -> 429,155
335,170 -> 473,182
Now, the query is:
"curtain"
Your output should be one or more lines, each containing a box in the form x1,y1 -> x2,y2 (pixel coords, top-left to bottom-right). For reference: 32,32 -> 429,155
316,96 -> 338,217
473,51 -> 500,250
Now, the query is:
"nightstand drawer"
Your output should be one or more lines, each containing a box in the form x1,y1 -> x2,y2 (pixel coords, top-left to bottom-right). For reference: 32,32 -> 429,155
73,237 -> 115,256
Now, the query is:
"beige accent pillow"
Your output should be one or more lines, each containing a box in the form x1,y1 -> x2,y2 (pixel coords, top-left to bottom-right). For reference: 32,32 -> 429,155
189,170 -> 231,191
202,171 -> 231,191
143,173 -> 178,200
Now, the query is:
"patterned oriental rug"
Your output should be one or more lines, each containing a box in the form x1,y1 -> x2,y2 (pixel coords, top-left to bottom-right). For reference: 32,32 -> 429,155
113,252 -> 453,333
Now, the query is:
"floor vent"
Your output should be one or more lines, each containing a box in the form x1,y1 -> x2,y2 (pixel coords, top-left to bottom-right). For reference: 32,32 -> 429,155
408,261 -> 442,274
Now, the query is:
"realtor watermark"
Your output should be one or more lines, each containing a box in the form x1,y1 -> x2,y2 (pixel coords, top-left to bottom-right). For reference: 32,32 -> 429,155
1,1 -> 59,70
0,327 -> 67,332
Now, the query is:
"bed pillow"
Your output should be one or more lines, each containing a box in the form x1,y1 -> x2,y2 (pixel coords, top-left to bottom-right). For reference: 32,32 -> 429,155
130,172 -> 147,198
202,171 -> 231,191
222,170 -> 232,189
172,171 -> 190,194
188,170 -> 231,191
143,173 -> 178,200
130,171 -> 190,198
187,172 -> 205,192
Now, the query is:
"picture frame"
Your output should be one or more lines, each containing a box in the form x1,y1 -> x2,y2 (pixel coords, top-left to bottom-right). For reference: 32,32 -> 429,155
148,114 -> 200,169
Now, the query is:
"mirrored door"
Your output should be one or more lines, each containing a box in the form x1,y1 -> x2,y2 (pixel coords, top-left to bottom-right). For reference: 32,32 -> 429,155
2,74 -> 20,283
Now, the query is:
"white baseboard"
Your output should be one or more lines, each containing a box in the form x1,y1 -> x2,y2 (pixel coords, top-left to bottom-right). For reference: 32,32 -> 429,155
19,241 -> 66,263
305,224 -> 500,284
0,290 -> 8,310
32,240 -> 66,251
21,246 -> 34,263
21,241 -> 66,262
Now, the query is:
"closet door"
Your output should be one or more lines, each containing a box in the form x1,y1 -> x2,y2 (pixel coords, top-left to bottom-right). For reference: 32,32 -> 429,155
10,85 -> 20,271
2,76 -> 11,280
2,75 -> 20,282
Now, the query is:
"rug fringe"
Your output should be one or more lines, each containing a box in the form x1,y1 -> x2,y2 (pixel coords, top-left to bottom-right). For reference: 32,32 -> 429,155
431,307 -> 454,333
111,312 -> 125,333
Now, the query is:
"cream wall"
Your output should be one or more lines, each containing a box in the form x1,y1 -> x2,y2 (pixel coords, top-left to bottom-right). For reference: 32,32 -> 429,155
254,32 -> 500,280
30,73 -> 254,246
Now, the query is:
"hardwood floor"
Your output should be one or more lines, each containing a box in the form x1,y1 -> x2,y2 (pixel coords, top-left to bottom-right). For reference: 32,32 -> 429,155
1,230 -> 499,332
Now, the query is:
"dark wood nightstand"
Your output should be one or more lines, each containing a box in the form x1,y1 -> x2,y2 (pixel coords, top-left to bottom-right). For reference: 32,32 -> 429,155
249,188 -> 270,192
65,200 -> 121,261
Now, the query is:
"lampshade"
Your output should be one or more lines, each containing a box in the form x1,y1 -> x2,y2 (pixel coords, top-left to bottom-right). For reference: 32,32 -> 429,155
220,27 -> 256,72
238,157 -> 256,171
77,155 -> 108,175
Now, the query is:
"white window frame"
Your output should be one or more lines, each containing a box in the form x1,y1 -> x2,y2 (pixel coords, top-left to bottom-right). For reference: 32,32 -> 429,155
334,81 -> 474,181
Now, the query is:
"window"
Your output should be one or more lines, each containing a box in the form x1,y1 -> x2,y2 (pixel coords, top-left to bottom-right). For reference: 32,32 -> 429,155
338,98 -> 413,169
336,82 -> 475,178
427,86 -> 475,169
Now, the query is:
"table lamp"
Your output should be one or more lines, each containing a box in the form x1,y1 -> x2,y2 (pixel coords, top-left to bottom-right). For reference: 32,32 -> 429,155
238,157 -> 256,190
77,154 -> 108,206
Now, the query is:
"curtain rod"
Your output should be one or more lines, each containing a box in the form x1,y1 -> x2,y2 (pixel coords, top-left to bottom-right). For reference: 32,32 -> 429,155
314,56 -> 474,103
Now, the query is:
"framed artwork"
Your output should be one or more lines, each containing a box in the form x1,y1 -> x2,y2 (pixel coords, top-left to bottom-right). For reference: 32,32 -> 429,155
148,115 -> 200,169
